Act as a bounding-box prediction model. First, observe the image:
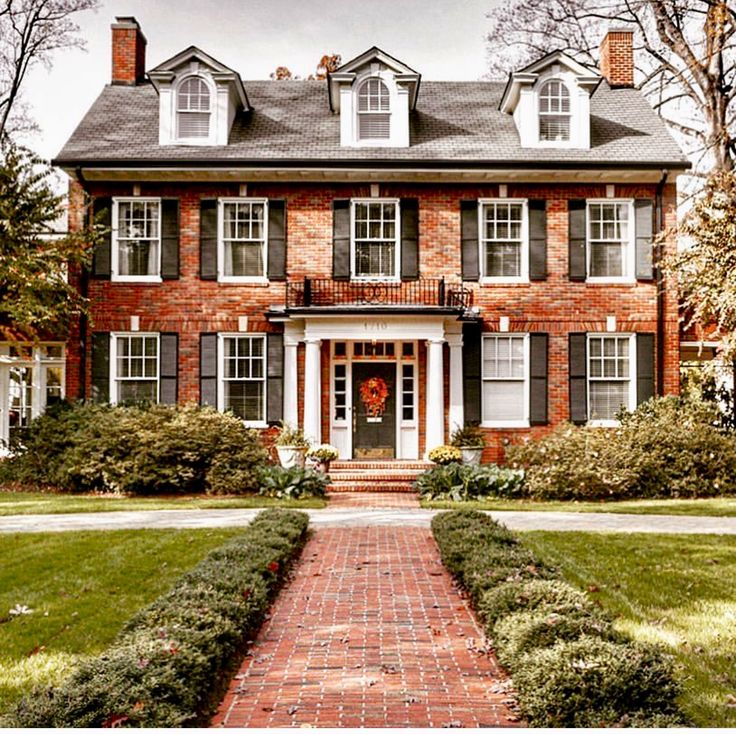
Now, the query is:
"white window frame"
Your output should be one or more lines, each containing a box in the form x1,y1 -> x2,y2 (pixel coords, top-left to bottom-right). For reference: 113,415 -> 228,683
350,198 -> 401,282
586,199 -> 636,284
356,76 -> 391,142
538,79 -> 571,143
481,333 -> 530,428
174,75 -> 213,145
111,197 -> 162,283
217,333 -> 268,428
110,332 -> 160,405
478,198 -> 529,284
586,333 -> 637,427
217,198 -> 269,283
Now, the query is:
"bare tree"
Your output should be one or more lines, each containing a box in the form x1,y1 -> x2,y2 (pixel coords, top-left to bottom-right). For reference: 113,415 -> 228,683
270,53 -> 342,81
0,0 -> 99,141
485,0 -> 736,173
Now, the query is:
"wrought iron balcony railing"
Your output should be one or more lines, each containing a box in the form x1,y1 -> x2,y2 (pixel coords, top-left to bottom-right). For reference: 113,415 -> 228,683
285,278 -> 473,310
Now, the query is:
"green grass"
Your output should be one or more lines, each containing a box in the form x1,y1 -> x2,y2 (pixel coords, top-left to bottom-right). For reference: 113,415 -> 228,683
0,491 -> 325,515
519,531 -> 736,727
0,528 -> 243,715
421,496 -> 736,516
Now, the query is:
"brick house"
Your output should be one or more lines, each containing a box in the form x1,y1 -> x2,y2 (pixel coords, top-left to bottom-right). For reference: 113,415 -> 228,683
1,17 -> 689,462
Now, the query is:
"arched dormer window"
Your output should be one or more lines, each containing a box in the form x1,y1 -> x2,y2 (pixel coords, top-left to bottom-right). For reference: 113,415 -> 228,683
539,80 -> 570,142
177,76 -> 211,139
357,78 -> 390,140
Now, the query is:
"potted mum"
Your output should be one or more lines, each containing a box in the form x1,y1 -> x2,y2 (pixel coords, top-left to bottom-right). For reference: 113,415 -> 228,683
428,444 -> 463,465
306,444 -> 339,473
450,423 -> 485,465
274,422 -> 310,468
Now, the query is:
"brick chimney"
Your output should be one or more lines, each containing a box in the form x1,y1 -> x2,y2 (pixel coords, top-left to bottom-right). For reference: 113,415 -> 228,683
111,16 -> 147,85
599,27 -> 634,88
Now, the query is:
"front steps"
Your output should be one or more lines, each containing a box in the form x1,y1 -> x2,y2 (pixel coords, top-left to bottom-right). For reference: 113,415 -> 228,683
328,460 -> 430,493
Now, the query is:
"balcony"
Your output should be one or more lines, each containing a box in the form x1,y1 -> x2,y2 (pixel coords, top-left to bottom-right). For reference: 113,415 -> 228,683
283,278 -> 473,313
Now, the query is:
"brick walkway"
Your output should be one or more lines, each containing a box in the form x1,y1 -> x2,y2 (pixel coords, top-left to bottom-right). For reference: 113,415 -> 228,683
327,491 -> 420,509
212,527 -> 520,728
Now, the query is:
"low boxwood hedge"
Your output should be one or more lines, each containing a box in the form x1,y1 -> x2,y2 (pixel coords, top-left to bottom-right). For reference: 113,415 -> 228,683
5,509 -> 309,728
431,510 -> 688,728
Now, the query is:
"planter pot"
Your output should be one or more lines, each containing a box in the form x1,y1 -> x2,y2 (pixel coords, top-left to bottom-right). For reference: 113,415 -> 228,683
316,460 -> 331,473
460,447 -> 483,466
276,445 -> 307,469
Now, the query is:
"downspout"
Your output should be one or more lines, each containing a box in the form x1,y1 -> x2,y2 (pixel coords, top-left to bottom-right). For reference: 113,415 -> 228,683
75,166 -> 89,402
655,169 -> 668,396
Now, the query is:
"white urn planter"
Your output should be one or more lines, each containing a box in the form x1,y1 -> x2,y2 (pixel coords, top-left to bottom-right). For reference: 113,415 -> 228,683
460,447 -> 483,466
276,446 -> 307,469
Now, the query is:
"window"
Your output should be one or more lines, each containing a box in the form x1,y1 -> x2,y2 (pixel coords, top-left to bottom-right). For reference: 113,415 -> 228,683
353,341 -> 395,358
587,201 -> 633,280
481,201 -> 527,280
357,78 -> 390,140
113,334 -> 159,403
482,335 -> 528,425
401,363 -> 415,421
588,335 -> 634,422
113,199 -> 161,280
352,201 -> 398,279
219,199 -> 267,280
177,76 -> 211,139
220,335 -> 266,424
539,80 -> 570,142
333,363 -> 347,421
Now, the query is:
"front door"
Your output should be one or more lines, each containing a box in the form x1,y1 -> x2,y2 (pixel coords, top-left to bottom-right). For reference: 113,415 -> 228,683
353,362 -> 396,459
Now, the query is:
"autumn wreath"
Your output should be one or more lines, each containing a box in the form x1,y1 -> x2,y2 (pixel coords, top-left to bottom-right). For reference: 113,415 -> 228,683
359,376 -> 389,418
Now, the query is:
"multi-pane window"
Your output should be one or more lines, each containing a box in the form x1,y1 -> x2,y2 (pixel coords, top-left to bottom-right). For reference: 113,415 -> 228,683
353,341 -> 395,358
220,200 -> 267,278
177,76 -> 211,139
221,336 -> 265,423
482,335 -> 528,424
588,335 -> 632,421
114,335 -> 159,403
539,80 -> 571,142
114,199 -> 160,278
353,201 -> 398,279
481,201 -> 526,278
588,202 -> 631,279
401,363 -> 415,421
333,364 -> 347,421
357,78 -> 390,140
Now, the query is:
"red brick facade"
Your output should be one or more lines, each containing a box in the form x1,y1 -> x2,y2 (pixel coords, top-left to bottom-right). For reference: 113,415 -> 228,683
599,29 -> 635,88
111,17 -> 147,86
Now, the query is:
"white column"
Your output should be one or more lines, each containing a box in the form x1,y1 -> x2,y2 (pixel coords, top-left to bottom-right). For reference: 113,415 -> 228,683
425,338 -> 445,455
446,332 -> 464,436
283,336 -> 299,428
303,337 -> 322,444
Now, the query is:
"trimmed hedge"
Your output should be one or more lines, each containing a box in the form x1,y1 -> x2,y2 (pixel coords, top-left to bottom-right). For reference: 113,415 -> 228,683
5,509 -> 309,728
431,510 -> 688,727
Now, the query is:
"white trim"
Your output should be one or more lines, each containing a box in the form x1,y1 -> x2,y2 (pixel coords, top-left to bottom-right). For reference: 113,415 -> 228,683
478,198 -> 529,283
350,198 -> 401,282
216,198 -> 269,283
586,332 -> 637,426
111,197 -> 163,283
585,199 -> 636,283
109,332 -> 160,405
217,332 -> 268,427
481,333 -> 530,428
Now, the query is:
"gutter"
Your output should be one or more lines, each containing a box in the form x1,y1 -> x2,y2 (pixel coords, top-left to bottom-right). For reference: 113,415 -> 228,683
655,168 -> 668,396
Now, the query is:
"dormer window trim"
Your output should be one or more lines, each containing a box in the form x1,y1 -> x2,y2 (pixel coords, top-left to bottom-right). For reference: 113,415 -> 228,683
175,74 -> 213,143
356,76 -> 391,142
538,78 -> 571,143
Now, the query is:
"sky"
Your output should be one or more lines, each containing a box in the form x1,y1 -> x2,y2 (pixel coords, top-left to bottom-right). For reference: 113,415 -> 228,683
23,0 -> 500,163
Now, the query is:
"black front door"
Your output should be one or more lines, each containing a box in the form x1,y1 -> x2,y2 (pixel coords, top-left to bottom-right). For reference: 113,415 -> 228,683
353,362 -> 396,459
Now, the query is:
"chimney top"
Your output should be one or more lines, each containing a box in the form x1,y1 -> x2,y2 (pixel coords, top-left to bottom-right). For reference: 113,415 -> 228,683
599,27 -> 634,88
111,16 -> 147,86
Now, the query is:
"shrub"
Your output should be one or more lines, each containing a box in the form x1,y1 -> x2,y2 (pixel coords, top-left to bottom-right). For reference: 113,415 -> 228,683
416,463 -> 525,501
0,402 -> 268,496
257,465 -> 329,499
427,445 -> 462,465
6,509 -> 309,728
273,422 -> 309,448
449,423 -> 485,448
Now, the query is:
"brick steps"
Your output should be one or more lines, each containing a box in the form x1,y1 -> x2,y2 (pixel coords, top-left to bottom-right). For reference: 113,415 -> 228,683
327,460 -> 429,493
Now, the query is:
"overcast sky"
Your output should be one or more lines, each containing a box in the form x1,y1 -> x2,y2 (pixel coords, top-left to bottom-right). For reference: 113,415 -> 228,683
23,0 -> 500,163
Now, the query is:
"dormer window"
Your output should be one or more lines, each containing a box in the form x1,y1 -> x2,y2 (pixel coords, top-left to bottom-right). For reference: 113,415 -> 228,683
539,80 -> 570,142
357,78 -> 390,140
177,76 -> 211,139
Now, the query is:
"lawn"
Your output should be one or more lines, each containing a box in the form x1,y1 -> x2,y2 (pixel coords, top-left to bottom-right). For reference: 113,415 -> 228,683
0,528 -> 242,716
519,531 -> 736,727
0,491 -> 326,515
421,496 -> 736,517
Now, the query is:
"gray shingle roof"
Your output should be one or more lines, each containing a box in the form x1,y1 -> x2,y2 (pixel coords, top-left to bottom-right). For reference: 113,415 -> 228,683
55,79 -> 688,167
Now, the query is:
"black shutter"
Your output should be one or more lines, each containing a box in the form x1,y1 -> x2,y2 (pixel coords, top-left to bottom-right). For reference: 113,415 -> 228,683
199,199 -> 218,280
569,332 -> 588,424
161,199 -> 180,280
91,197 -> 112,279
635,199 -> 655,281
636,333 -> 655,405
267,199 -> 287,281
529,333 -> 548,425
528,200 -> 547,281
200,333 -> 218,407
462,322 -> 482,424
267,333 -> 284,424
332,199 -> 351,280
568,200 -> 587,281
460,200 -> 479,281
400,198 -> 419,281
90,332 -> 110,403
159,333 -> 178,405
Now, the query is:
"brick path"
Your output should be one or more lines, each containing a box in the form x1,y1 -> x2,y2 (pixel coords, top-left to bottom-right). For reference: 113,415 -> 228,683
327,491 -> 420,509
212,527 -> 520,728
